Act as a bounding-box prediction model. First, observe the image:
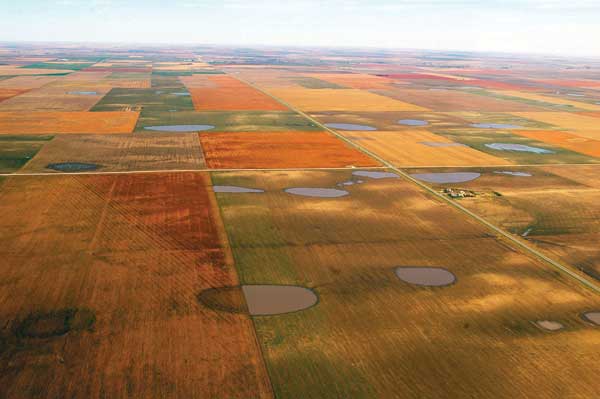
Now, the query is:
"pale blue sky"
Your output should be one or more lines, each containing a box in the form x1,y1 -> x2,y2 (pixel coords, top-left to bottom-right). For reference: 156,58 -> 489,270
2,0 -> 600,57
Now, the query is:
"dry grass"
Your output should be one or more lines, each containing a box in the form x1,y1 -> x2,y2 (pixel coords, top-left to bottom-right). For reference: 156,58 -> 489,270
513,130 -> 600,158
21,133 -> 205,172
497,91 -> 600,111
0,172 -> 273,399
268,88 -> 428,112
0,111 -> 139,134
340,130 -> 511,166
212,169 -> 600,398
512,112 -> 600,139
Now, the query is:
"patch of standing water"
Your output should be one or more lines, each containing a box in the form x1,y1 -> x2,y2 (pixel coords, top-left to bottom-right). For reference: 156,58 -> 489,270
535,320 -> 564,331
242,285 -> 318,316
172,92 -> 191,96
213,186 -> 264,193
493,171 -> 533,177
285,188 -> 349,198
144,125 -> 215,132
582,311 -> 600,326
398,119 -> 428,126
395,267 -> 456,287
46,162 -> 100,172
470,123 -> 522,129
485,143 -> 554,154
352,170 -> 398,179
67,91 -> 98,95
419,142 -> 465,147
324,123 -> 377,131
411,172 -> 481,184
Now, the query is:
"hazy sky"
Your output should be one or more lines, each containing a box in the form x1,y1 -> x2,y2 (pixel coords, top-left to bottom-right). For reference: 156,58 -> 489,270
2,0 -> 600,57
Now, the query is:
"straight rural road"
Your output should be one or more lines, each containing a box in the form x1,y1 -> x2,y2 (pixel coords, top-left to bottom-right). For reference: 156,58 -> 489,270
236,74 -> 600,295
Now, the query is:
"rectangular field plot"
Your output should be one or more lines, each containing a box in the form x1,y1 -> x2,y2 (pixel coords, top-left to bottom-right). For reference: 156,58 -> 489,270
311,111 -> 471,131
512,112 -> 600,139
21,133 -> 205,173
0,111 -> 139,134
433,165 -> 600,281
185,75 -> 289,111
305,73 -> 394,89
0,173 -> 272,399
0,135 -> 53,173
434,126 -> 599,165
200,131 -> 378,169
212,169 -> 600,398
136,110 -> 322,132
512,130 -> 600,158
339,130 -> 511,167
373,88 -> 547,112
91,87 -> 195,112
0,85 -> 108,112
269,88 -> 428,112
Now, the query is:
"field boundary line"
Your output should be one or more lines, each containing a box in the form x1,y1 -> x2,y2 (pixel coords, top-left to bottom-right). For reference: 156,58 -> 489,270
236,75 -> 600,295
1,166 -> 387,177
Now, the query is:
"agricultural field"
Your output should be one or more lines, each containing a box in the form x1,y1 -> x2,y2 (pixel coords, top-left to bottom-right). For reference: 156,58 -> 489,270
1,44 -> 600,398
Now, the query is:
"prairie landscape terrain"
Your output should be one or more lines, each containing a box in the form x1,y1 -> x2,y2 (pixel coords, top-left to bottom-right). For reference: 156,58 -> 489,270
1,44 -> 600,398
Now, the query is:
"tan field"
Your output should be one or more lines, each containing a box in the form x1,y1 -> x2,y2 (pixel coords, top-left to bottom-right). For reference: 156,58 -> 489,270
212,169 -> 600,398
495,90 -> 600,111
0,111 -> 139,134
20,133 -> 206,172
512,112 -> 600,139
340,130 -> 511,166
268,88 -> 428,112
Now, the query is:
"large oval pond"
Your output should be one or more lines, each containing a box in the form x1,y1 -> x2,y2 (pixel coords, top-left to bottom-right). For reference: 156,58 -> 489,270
398,119 -> 428,126
470,123 -> 522,129
324,123 -> 377,131
144,125 -> 215,132
197,285 -> 318,316
485,143 -> 554,154
285,187 -> 349,198
411,172 -> 481,184
395,267 -> 456,287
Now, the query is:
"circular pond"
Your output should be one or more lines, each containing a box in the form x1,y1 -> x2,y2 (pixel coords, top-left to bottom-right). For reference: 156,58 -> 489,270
411,172 -> 481,184
395,267 -> 456,287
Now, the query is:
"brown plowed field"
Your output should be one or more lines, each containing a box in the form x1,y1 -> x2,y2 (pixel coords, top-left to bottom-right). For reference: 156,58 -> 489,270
0,111 -> 139,134
0,172 -> 272,399
187,75 -> 288,111
21,133 -> 206,172
200,131 -> 379,168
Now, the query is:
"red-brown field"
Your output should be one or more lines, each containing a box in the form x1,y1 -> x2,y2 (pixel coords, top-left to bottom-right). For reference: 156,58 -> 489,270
0,111 -> 139,134
0,172 -> 272,399
0,89 -> 28,103
199,131 -> 379,168
186,75 -> 288,111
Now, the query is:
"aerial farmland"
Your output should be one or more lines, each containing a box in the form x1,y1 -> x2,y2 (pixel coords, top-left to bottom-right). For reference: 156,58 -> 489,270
1,42 -> 600,399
